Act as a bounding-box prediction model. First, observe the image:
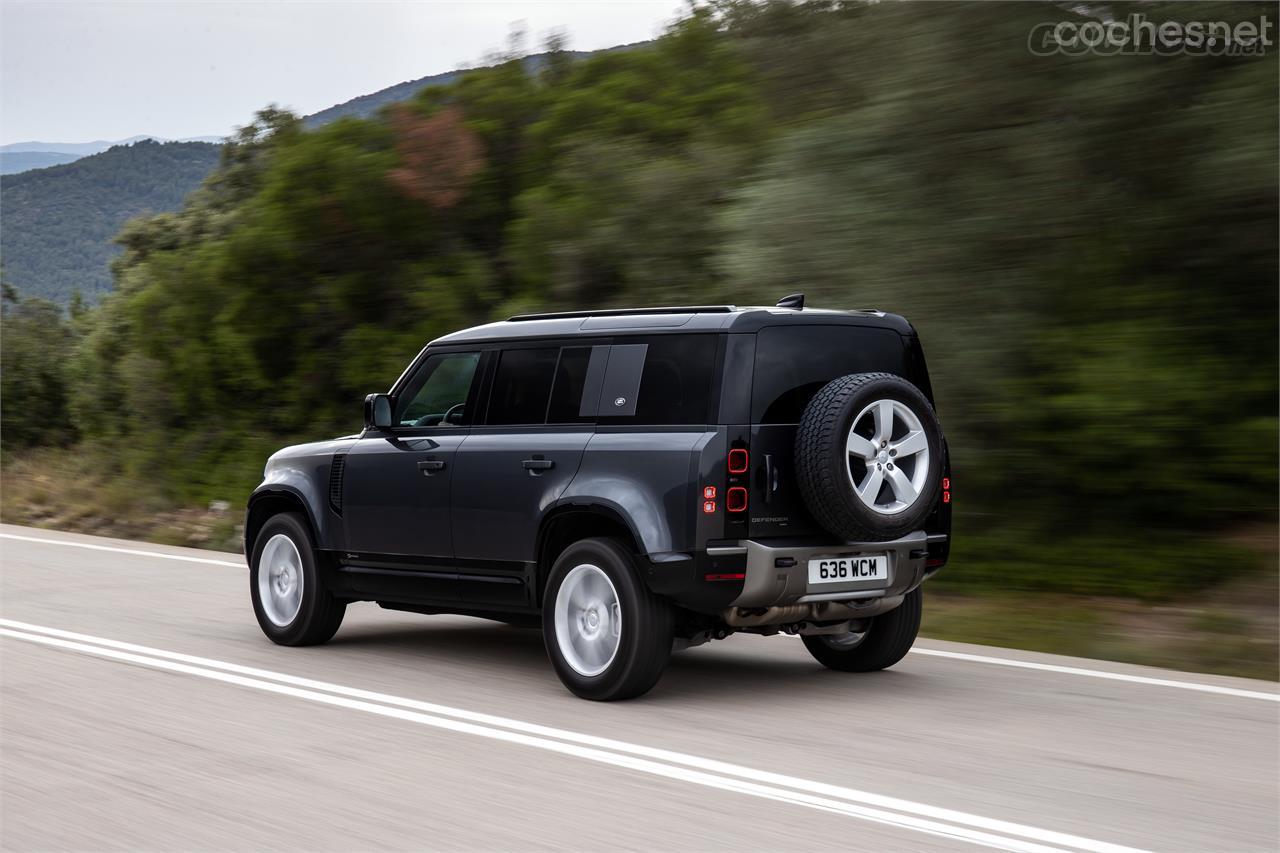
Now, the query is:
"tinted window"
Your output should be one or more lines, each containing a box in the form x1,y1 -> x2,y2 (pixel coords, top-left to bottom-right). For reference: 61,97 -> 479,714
546,347 -> 595,424
602,335 -> 718,425
487,348 -> 559,425
752,326 -> 906,423
395,351 -> 481,426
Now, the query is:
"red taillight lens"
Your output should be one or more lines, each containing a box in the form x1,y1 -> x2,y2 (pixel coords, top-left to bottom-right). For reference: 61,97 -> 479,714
727,448 -> 749,474
702,500 -> 717,514
705,572 -> 745,581
942,477 -> 951,490
726,486 -> 748,512
703,486 -> 717,499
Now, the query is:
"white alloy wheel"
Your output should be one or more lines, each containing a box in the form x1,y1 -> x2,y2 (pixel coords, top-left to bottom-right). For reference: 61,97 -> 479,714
844,398 -> 932,515
554,563 -> 622,677
259,533 -> 304,627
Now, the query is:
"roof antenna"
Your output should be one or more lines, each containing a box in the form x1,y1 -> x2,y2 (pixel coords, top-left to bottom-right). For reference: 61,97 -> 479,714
776,292 -> 805,310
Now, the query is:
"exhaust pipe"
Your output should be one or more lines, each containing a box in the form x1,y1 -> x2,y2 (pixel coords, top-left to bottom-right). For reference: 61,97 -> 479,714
722,595 -> 905,628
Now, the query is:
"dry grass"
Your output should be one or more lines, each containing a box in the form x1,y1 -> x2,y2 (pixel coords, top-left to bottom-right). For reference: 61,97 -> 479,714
1,447 -> 241,552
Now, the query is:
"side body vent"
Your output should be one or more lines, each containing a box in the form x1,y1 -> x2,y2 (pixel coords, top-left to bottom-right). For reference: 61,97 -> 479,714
328,452 -> 348,515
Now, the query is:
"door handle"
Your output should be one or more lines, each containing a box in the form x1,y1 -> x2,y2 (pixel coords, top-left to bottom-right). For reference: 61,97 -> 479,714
418,459 -> 445,475
522,458 -> 554,472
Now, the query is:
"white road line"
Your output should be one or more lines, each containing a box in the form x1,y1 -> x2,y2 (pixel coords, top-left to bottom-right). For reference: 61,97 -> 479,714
1,623 -> 1145,853
0,532 -> 243,567
4,529 -> 1276,702
909,648 -> 1280,702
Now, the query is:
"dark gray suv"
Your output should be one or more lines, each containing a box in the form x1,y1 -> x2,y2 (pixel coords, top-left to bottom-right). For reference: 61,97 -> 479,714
245,295 -> 952,700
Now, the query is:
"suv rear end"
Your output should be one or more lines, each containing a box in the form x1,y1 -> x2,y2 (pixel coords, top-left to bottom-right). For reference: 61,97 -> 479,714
677,305 -> 951,632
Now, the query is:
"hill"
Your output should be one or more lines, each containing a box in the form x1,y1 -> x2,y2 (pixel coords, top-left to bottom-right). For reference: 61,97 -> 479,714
0,140 -> 222,303
301,48 -> 605,128
0,137 -> 155,156
0,48 -> 626,303
0,152 -> 81,174
0,136 -> 226,175
303,68 -> 463,128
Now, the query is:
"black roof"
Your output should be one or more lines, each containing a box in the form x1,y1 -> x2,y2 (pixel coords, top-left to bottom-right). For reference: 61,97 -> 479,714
432,304 -> 913,345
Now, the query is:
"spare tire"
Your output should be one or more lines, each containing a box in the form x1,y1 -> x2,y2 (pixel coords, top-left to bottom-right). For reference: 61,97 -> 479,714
795,372 -> 942,541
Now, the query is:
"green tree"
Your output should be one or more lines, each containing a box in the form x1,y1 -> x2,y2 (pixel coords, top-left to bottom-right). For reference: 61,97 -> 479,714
1,284 -> 77,451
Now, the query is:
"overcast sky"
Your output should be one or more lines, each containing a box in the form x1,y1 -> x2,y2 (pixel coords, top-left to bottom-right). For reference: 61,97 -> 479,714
0,0 -> 686,145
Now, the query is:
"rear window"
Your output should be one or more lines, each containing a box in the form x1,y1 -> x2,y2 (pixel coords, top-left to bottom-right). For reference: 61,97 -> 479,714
602,335 -> 718,425
487,348 -> 560,425
752,326 -> 907,423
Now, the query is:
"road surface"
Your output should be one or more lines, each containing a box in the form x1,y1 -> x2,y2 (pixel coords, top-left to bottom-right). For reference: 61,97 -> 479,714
1,524 -> 1276,852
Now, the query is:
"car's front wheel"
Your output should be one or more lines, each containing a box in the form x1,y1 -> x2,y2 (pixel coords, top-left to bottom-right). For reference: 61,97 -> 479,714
250,512 -> 346,646
801,587 -> 922,672
543,538 -> 673,700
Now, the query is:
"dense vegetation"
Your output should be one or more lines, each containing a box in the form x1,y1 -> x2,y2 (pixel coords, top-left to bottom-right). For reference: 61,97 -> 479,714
0,140 -> 222,302
2,1 -> 1276,600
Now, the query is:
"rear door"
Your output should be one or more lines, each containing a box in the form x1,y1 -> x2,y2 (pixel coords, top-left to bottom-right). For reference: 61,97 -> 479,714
748,325 -> 910,538
449,343 -> 600,606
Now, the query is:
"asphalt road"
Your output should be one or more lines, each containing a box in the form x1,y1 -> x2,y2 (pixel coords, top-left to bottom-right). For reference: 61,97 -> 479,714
1,524 -> 1276,852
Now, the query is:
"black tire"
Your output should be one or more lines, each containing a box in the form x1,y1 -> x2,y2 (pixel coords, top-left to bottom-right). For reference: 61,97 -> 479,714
795,372 -> 942,541
249,512 -> 346,646
542,538 -> 673,701
802,588 -> 922,672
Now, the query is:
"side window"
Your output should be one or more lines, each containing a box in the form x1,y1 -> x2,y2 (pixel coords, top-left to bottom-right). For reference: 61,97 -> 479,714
752,326 -> 907,424
598,335 -> 718,425
395,351 -> 481,427
487,348 -> 560,426
546,347 -> 596,424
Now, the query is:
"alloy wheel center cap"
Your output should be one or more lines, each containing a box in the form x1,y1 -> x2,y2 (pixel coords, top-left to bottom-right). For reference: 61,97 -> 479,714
877,450 -> 890,464
586,609 -> 600,630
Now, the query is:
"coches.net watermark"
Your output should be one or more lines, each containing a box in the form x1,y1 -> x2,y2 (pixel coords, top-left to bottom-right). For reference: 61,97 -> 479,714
1029,13 -> 1273,57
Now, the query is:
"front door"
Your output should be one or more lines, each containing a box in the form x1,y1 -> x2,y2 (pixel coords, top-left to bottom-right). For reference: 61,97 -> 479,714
341,349 -> 482,571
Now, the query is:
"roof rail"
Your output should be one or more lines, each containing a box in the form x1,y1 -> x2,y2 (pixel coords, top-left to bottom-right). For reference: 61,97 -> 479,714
507,305 -> 736,322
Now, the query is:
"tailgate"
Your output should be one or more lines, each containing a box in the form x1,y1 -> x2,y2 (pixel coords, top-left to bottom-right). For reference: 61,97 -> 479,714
747,423 -> 823,538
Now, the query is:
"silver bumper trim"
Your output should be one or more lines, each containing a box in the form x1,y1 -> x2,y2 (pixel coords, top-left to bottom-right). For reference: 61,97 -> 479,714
725,531 -> 931,608
795,589 -> 886,604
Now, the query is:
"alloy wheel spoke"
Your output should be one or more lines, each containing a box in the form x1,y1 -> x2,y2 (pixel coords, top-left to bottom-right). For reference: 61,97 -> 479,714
886,466 -> 917,504
847,432 -> 876,460
858,467 -> 884,504
874,400 -> 895,444
893,429 -> 927,457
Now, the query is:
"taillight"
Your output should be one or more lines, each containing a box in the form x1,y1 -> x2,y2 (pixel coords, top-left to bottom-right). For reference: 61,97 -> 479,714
942,477 -> 951,504
726,486 -> 748,513
727,448 -> 749,474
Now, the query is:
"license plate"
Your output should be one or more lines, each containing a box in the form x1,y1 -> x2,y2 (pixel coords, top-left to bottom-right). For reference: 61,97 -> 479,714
807,555 -> 888,585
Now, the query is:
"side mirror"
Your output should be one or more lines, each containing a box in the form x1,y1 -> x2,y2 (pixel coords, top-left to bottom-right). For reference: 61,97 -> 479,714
363,393 -> 393,429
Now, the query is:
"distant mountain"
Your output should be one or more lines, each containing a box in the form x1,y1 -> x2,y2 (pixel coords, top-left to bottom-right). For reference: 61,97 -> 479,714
0,140 -> 223,303
0,137 -> 155,156
304,69 -> 464,128
0,136 -> 226,175
302,48 -> 608,128
0,46 -> 637,303
0,152 -> 81,175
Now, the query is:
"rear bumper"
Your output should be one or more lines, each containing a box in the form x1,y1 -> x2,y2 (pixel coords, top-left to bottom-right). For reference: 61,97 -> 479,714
644,530 -> 947,618
707,531 -> 944,624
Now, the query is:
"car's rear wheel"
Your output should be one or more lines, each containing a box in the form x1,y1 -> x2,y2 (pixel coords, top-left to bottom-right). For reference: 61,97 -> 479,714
250,512 -> 346,646
801,588 -> 922,672
543,538 -> 673,701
